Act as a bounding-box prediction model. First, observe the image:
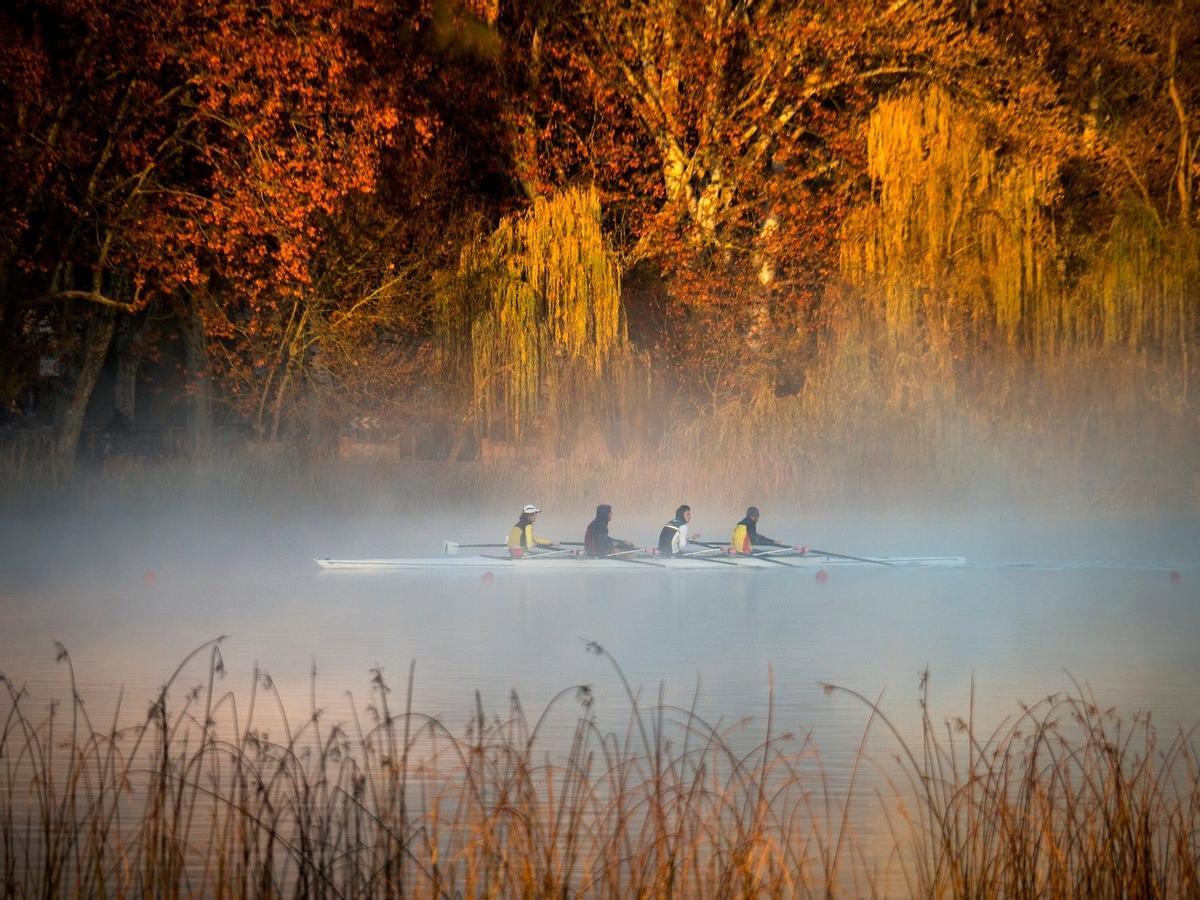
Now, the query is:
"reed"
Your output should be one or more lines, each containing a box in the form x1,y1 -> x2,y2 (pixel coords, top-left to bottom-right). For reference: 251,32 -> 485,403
2,641 -> 1197,898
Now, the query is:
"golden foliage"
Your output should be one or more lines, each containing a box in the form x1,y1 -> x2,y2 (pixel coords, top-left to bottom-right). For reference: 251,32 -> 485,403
439,186 -> 627,443
842,85 -> 1198,367
1087,202 -> 1198,359
841,86 -> 1058,352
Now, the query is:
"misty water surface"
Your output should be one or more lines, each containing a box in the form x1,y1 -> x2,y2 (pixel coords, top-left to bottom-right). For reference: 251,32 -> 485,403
2,498 -> 1198,768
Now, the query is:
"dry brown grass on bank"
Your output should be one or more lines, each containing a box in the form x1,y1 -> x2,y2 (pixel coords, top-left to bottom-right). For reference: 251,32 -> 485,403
2,640 -> 1198,898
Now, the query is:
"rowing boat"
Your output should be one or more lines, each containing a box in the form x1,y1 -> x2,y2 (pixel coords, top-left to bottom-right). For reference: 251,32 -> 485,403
314,551 -> 967,572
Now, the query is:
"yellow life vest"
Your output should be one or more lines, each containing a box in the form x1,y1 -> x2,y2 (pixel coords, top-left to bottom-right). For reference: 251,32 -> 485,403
731,523 -> 751,555
508,523 -> 553,552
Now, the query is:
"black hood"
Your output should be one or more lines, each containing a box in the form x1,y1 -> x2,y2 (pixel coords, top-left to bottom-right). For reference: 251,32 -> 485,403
596,504 -> 612,519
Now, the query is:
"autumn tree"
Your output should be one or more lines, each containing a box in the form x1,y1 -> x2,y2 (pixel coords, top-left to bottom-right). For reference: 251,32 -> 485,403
0,0 -> 417,464
493,0 -> 1067,402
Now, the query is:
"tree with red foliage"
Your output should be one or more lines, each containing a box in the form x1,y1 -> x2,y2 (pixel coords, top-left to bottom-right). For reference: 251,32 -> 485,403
0,0 -> 417,463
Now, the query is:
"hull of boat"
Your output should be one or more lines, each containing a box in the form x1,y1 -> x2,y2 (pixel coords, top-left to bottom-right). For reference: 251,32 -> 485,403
315,553 -> 967,572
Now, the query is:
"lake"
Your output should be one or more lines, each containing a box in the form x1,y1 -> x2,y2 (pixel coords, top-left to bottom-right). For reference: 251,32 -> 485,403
2,492 -> 1198,894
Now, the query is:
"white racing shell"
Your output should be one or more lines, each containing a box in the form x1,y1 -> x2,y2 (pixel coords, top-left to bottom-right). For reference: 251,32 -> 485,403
315,550 -> 967,572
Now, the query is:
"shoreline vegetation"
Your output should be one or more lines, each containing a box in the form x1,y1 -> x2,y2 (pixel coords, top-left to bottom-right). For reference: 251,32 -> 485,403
1,402 -> 1195,517
1,640 -> 1197,898
3,343 -> 1198,516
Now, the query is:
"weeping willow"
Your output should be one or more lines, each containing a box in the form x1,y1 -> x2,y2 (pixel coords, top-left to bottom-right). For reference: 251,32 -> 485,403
1083,202 -> 1198,365
840,86 -> 1058,353
438,186 -> 629,445
841,85 -> 1198,370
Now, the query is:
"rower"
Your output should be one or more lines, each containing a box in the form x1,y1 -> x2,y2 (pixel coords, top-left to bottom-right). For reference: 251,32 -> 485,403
730,506 -> 801,555
584,504 -> 635,558
657,505 -> 701,557
507,504 -> 559,556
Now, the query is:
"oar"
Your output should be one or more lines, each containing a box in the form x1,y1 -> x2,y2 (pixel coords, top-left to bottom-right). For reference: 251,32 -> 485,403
444,541 -> 507,554
699,541 -> 801,568
444,541 -> 575,556
672,546 -> 739,567
751,545 -> 802,557
749,549 -> 806,568
604,548 -> 664,568
518,547 -> 580,560
701,540 -> 822,569
806,547 -> 894,567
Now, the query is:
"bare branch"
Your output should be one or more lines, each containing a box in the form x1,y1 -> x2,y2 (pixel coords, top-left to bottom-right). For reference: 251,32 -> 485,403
39,291 -> 140,312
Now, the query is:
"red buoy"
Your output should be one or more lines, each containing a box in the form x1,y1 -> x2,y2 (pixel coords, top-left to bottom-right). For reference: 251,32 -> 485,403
815,569 -> 829,583
481,571 -> 495,583
1170,570 -> 1182,584
142,570 -> 157,585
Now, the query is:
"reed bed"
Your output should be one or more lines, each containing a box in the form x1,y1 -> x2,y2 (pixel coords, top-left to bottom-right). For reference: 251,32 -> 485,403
2,640 -> 1197,898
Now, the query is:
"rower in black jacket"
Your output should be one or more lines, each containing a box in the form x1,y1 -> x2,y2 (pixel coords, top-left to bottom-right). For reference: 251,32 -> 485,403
584,504 -> 634,558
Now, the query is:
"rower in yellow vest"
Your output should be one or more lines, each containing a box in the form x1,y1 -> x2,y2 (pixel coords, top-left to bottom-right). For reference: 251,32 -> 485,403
507,504 -> 560,556
731,506 -> 795,555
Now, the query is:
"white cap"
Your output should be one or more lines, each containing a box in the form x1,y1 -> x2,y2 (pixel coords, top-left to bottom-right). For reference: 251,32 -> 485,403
522,504 -> 541,514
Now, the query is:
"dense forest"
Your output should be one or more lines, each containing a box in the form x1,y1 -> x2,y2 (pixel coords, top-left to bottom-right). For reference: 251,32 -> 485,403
1,0 -> 1196,501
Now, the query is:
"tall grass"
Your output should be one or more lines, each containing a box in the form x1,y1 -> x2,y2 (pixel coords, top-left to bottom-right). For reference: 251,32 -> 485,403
2,640 -> 1197,897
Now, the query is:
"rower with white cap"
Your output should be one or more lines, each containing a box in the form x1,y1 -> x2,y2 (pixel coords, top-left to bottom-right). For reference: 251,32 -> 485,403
506,504 -> 560,556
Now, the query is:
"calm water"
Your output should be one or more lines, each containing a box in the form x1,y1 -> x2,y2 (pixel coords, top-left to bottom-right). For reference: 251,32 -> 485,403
2,501 -> 1198,760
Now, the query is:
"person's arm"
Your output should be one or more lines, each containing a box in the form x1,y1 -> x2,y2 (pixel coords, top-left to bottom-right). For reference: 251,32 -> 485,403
506,526 -> 522,551
533,533 -> 557,548
676,523 -> 689,552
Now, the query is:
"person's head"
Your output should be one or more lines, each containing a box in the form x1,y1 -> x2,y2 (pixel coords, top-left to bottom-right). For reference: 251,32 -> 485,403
520,503 -> 541,524
675,504 -> 691,523
596,504 -> 612,522
746,506 -> 760,523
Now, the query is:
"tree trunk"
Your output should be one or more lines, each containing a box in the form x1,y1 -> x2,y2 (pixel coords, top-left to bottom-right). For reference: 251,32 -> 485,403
269,360 -> 293,443
182,293 -> 213,457
55,311 -> 116,468
112,313 -> 146,426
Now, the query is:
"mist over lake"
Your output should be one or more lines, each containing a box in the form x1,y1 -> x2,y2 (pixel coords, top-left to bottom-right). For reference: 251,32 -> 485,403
5,484 -> 1197,750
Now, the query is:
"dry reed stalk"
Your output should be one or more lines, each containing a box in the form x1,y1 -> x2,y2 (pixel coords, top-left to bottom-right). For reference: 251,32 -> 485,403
2,641 -> 1198,898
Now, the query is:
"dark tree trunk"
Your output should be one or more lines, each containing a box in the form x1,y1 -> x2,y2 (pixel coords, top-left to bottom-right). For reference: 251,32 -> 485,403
182,293 -> 213,457
112,312 -> 147,426
55,310 -> 116,468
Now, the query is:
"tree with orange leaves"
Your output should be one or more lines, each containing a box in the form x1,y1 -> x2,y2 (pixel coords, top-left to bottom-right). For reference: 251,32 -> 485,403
499,0 -> 1068,400
0,0 -> 417,463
